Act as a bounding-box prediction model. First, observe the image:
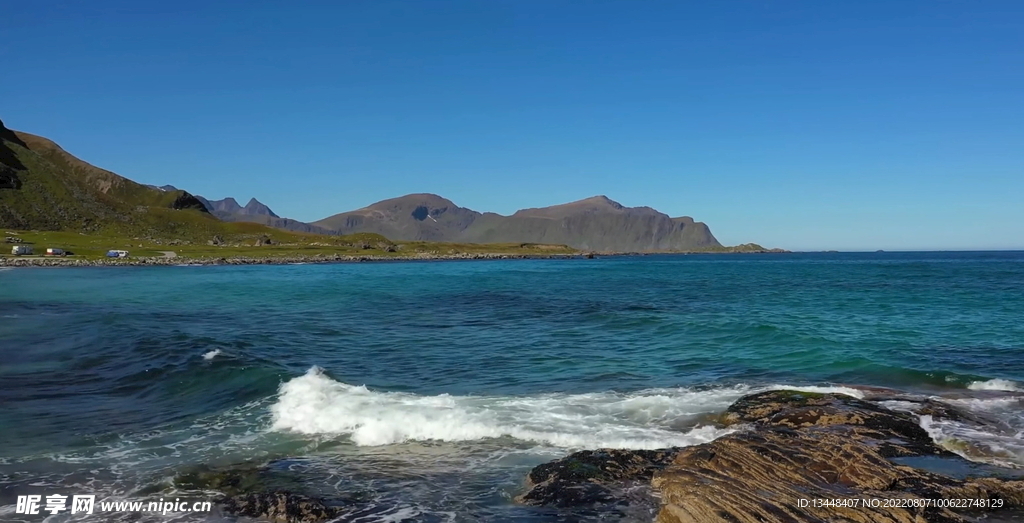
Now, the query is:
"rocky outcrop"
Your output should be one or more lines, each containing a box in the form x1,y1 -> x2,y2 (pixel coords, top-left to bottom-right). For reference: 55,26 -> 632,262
516,448 -> 678,509
219,492 -> 342,523
519,390 -> 1024,523
173,463 -> 343,523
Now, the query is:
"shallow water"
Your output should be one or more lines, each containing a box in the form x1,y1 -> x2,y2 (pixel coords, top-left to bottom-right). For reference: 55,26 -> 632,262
2,252 -> 1023,521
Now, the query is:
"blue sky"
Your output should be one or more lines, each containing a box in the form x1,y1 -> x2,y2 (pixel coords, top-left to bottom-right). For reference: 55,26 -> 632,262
4,1 -> 1023,250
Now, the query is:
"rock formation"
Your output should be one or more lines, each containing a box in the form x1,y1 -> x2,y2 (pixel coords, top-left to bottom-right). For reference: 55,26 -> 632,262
519,390 -> 1024,523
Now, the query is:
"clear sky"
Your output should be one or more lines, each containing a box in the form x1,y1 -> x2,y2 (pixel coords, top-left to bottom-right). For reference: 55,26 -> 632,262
4,1 -> 1023,251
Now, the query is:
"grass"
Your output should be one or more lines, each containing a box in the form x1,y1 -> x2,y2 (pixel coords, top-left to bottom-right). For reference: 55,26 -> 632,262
2,228 -> 579,261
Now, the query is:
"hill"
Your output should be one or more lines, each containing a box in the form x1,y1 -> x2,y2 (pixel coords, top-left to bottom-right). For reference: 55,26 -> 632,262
313,193 -> 483,242
0,119 -> 215,233
0,119 -> 323,244
314,194 -> 722,252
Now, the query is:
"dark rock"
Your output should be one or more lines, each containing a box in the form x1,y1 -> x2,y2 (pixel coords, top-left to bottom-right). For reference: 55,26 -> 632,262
516,448 -> 678,508
174,463 -> 271,496
219,492 -> 342,523
170,191 -> 209,212
0,165 -> 21,189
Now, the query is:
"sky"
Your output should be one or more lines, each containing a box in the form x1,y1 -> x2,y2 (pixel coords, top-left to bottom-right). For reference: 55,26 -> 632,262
4,1 -> 1023,251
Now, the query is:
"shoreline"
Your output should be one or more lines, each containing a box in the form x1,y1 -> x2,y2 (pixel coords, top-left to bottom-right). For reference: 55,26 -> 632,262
0,249 -> 790,268
0,252 -> 590,267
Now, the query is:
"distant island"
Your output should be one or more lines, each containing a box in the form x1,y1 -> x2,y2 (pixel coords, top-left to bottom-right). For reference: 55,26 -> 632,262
0,117 -> 784,262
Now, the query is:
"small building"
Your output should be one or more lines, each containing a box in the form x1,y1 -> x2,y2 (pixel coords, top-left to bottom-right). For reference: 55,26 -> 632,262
106,250 -> 130,258
45,248 -> 65,256
11,245 -> 33,255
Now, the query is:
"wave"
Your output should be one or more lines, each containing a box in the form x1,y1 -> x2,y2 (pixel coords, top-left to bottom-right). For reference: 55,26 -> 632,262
967,378 -> 1021,392
202,349 -> 223,360
269,366 -> 864,448
884,396 -> 1024,468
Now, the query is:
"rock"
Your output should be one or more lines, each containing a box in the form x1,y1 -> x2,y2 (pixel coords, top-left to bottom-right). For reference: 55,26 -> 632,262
208,235 -> 224,246
518,391 -> 1024,523
219,492 -> 342,523
516,448 -> 678,508
173,463 -> 345,523
173,463 -> 271,496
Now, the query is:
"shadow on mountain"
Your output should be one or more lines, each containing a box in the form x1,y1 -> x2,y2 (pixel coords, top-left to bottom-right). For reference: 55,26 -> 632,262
0,119 -> 28,174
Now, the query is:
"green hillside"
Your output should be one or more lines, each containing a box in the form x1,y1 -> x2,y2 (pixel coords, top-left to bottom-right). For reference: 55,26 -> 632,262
1,120 -> 199,229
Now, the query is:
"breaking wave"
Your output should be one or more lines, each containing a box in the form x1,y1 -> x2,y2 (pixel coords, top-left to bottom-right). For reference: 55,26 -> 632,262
269,366 -> 864,448
968,378 -> 1021,392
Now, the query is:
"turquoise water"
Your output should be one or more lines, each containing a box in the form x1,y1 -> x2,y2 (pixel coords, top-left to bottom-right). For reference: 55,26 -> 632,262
1,252 -> 1023,521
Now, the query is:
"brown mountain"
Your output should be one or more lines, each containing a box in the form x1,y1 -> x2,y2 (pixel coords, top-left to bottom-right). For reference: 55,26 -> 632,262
313,194 -> 721,252
313,193 -> 481,242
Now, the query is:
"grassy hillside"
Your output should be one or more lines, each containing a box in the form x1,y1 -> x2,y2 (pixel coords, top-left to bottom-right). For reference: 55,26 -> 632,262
0,120 -> 215,234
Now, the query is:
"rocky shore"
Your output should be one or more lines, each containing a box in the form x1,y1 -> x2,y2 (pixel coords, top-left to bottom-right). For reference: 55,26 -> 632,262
165,389 -> 1023,523
0,252 -> 587,268
520,390 -> 1024,523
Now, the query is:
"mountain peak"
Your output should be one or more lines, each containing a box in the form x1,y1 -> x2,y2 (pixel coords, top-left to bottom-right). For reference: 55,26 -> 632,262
243,198 -> 278,217
574,195 -> 624,209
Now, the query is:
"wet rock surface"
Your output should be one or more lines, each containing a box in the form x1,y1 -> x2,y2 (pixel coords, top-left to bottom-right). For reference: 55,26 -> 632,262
520,390 -> 1024,523
219,492 -> 342,523
172,462 -> 345,522
516,448 -> 679,509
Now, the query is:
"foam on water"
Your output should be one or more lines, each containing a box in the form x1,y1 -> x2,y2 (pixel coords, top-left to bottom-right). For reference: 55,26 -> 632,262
883,395 -> 1024,469
269,367 -> 864,448
202,349 -> 222,360
968,378 -> 1021,391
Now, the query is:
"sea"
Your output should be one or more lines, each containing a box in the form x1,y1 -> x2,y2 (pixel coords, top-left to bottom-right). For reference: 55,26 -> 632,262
1,252 -> 1023,522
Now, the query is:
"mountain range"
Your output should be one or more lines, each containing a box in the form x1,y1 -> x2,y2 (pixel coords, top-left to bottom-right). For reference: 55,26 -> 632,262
311,193 -> 721,252
2,118 -> 755,252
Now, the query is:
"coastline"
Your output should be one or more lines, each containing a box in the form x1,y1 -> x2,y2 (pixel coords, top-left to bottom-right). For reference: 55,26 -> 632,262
0,249 -> 788,268
174,387 -> 1024,523
0,252 -> 589,268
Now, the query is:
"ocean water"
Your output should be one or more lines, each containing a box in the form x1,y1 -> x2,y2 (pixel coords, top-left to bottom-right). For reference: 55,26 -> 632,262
1,252 -> 1023,522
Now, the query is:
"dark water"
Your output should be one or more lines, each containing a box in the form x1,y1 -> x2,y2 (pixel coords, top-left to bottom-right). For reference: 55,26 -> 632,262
1,252 -> 1023,521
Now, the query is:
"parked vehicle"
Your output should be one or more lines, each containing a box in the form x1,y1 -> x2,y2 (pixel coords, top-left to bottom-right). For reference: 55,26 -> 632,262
106,250 -> 130,258
11,245 -> 33,255
45,248 -> 65,256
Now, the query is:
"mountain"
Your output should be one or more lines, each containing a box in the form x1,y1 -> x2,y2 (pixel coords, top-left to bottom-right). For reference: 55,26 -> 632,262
462,195 -> 720,252
313,193 -> 482,242
149,184 -> 293,228
314,194 -> 722,252
0,118 -> 213,233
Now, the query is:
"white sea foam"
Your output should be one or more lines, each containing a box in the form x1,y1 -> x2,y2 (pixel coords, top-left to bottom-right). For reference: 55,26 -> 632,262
202,349 -> 222,360
912,392 -> 1024,468
967,378 -> 1021,392
268,366 -> 866,448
